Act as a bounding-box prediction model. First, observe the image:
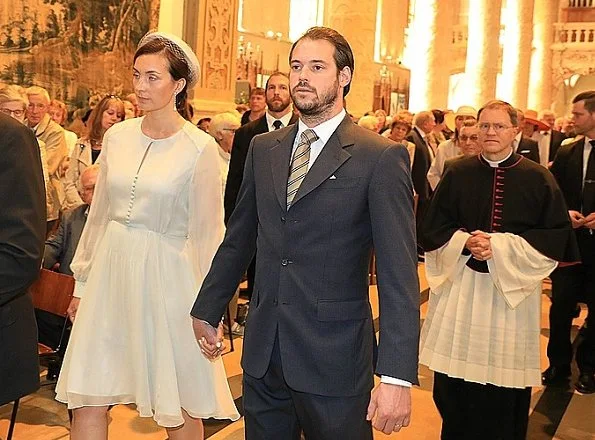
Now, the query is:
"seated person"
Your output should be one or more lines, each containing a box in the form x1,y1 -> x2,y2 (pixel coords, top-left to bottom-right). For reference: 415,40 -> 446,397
36,165 -> 99,363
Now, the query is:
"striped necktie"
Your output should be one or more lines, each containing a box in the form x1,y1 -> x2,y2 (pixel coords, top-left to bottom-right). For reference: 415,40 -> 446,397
287,129 -> 318,209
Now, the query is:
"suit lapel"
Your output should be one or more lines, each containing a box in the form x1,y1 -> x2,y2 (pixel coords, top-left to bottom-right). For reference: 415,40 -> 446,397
290,117 -> 353,207
270,124 -> 299,211
255,116 -> 269,135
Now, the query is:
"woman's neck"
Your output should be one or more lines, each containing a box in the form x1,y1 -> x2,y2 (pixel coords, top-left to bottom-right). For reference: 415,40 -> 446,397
142,106 -> 185,139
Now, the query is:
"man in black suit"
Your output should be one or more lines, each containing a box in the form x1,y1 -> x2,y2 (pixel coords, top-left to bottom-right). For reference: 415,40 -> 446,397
406,111 -> 435,256
513,109 -> 541,163
192,26 -> 419,439
224,72 -> 298,304
539,110 -> 567,164
0,113 -> 46,405
545,91 -> 595,393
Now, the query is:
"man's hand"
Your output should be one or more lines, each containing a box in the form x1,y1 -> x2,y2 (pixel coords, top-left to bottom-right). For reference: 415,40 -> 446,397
583,212 -> 595,229
192,317 -> 224,360
366,383 -> 411,434
67,297 -> 80,322
569,210 -> 586,229
465,230 -> 492,260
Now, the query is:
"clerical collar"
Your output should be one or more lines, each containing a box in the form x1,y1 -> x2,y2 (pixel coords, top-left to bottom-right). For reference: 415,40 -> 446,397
481,149 -> 514,168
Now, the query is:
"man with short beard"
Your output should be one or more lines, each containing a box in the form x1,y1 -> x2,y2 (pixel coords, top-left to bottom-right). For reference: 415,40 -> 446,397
224,72 -> 298,306
193,26 -> 419,439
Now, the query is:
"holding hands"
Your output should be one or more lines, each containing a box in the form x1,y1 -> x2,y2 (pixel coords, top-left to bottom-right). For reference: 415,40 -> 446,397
192,317 -> 225,360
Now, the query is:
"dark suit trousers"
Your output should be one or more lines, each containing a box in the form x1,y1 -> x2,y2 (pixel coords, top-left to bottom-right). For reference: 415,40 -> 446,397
548,254 -> 595,373
243,333 -> 373,440
433,372 -> 531,440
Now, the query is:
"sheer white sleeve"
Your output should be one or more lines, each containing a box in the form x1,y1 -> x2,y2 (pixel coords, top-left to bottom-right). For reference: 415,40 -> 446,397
487,232 -> 557,309
188,137 -> 225,289
424,229 -> 470,296
69,136 -> 111,298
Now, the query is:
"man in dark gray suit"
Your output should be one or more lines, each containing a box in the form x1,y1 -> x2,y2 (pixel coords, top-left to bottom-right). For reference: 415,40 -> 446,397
192,26 -> 419,439
0,113 -> 46,406
37,165 -> 98,351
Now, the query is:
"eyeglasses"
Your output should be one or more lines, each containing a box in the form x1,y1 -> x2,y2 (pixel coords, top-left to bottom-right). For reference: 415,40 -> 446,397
0,108 -> 25,117
478,122 -> 514,133
459,135 -> 479,142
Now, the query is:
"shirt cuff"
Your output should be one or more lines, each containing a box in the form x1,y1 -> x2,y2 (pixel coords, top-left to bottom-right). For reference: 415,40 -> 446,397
73,280 -> 86,298
380,376 -> 412,387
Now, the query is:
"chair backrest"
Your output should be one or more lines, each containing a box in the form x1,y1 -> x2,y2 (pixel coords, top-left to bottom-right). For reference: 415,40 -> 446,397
29,269 -> 74,317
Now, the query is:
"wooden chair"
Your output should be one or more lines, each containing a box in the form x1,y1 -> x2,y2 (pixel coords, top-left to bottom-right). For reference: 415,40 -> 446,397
7,269 -> 74,440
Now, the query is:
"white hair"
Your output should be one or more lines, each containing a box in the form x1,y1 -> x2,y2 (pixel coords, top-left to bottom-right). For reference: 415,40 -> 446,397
25,86 -> 51,103
357,115 -> 379,131
209,112 -> 241,139
0,85 -> 29,108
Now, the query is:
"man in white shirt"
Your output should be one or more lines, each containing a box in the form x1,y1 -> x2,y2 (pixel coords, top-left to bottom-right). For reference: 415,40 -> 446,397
192,26 -> 419,439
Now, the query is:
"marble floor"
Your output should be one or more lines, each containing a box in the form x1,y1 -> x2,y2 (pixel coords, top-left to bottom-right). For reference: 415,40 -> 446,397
1,265 -> 594,439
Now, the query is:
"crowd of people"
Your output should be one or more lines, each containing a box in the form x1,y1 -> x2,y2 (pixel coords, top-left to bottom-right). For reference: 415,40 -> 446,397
1,24 -> 595,440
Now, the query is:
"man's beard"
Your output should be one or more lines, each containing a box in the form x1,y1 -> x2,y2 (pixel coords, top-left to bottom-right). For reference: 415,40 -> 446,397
291,79 -> 339,116
266,97 -> 291,113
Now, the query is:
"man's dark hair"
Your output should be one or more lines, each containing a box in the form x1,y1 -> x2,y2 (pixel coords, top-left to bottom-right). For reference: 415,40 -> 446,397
289,26 -> 354,97
265,72 -> 289,90
572,91 -> 595,113
477,100 -> 518,127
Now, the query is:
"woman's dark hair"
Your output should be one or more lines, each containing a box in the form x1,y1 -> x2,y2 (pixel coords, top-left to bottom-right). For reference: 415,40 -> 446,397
134,39 -> 193,120
85,96 -> 124,144
432,109 -> 445,124
289,27 -> 355,97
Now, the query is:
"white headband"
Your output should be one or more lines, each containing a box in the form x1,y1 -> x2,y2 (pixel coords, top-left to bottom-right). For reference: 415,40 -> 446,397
137,31 -> 201,89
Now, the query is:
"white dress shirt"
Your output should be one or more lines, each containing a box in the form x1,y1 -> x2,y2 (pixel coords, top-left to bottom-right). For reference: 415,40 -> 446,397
266,110 -> 294,133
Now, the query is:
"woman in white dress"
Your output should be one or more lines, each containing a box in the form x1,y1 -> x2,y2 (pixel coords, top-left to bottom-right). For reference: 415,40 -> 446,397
55,32 -> 240,439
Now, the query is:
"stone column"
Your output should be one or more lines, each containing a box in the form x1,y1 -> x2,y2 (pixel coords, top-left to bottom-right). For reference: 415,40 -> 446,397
500,0 -> 535,109
405,0 -> 451,112
464,0 -> 504,108
528,0 -> 559,111
191,0 -> 240,115
323,0 -> 378,117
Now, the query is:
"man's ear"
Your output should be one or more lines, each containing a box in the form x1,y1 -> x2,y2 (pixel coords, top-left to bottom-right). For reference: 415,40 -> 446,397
339,66 -> 352,89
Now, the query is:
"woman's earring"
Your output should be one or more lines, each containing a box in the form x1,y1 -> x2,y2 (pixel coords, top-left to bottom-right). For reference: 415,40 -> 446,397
173,91 -> 178,111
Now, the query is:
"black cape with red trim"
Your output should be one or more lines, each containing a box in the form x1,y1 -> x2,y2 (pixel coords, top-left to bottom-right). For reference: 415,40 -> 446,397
420,153 -> 580,264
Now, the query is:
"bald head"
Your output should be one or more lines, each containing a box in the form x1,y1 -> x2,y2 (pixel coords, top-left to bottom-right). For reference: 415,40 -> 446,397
79,165 -> 99,205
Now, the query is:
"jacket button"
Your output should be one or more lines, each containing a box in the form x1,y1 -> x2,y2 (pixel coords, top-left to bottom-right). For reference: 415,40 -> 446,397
273,298 -> 278,306
281,259 -> 288,266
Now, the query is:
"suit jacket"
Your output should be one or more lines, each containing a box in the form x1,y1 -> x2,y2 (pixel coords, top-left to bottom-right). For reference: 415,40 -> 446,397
406,127 -> 432,200
549,130 -> 567,162
0,114 -> 46,404
33,113 -> 68,213
516,136 -> 540,163
192,116 -> 420,397
550,138 -> 595,263
224,113 -> 298,223
44,204 -> 88,275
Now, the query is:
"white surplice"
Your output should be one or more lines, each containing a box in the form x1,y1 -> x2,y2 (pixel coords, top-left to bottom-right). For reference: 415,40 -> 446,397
420,230 -> 557,388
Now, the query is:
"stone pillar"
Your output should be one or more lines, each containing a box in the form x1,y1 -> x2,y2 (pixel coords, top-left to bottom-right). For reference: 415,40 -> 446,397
500,0 -> 535,109
528,0 -> 559,111
405,0 -> 452,112
191,0 -> 240,115
323,0 -> 378,117
464,0 -> 504,108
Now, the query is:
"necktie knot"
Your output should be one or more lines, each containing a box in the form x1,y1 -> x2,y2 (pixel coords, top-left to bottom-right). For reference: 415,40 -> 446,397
300,129 -> 319,145
273,120 -> 283,130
